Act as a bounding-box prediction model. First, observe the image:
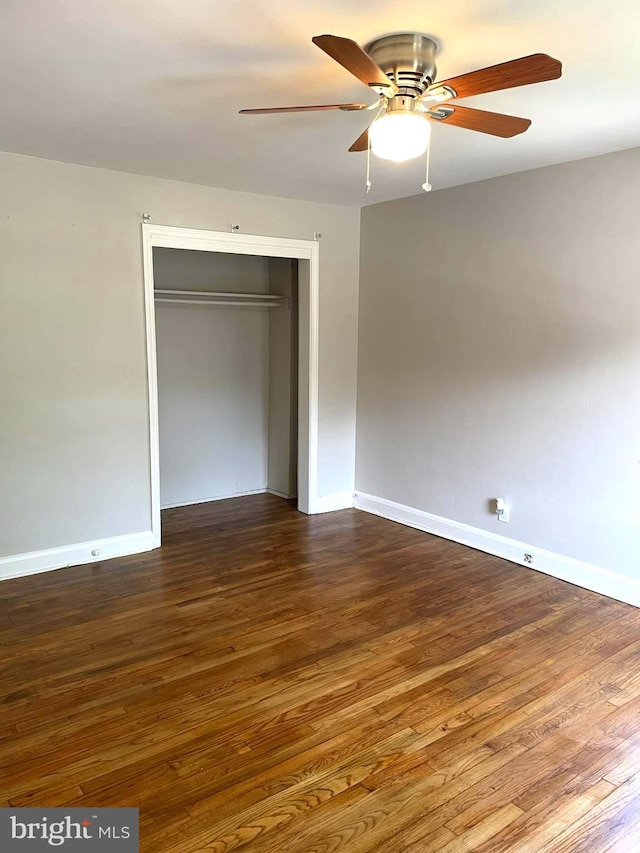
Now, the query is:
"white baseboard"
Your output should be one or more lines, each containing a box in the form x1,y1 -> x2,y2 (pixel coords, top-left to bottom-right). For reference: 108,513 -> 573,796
353,492 -> 640,609
0,531 -> 155,582
266,488 -> 297,500
163,489 -> 349,513
314,492 -> 355,514
161,488 -> 267,509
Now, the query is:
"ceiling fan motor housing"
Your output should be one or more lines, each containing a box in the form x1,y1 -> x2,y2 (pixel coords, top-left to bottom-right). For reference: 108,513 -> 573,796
365,33 -> 438,97
386,94 -> 420,115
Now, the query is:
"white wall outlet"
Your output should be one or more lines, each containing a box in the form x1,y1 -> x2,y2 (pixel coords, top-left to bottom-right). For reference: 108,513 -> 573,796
494,498 -> 510,523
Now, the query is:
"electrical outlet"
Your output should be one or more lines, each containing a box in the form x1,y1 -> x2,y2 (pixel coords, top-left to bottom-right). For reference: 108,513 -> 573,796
495,498 -> 510,523
523,553 -> 534,564
498,504 -> 510,523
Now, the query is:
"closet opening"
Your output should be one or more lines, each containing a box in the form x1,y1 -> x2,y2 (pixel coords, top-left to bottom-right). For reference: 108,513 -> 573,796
142,224 -> 320,548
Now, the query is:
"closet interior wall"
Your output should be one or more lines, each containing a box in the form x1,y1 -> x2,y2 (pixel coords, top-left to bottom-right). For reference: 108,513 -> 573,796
153,248 -> 298,510
268,258 -> 298,499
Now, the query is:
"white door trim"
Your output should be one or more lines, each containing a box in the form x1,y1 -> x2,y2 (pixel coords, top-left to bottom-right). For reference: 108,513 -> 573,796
142,224 -> 320,547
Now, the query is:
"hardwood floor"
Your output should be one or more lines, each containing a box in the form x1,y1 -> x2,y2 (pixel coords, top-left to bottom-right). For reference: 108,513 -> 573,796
2,494 -> 640,852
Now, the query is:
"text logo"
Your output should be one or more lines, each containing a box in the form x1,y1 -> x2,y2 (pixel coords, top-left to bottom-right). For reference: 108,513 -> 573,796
1,808 -> 138,850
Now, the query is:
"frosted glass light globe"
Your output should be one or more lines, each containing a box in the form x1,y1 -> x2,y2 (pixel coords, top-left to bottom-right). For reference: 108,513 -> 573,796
369,111 -> 431,162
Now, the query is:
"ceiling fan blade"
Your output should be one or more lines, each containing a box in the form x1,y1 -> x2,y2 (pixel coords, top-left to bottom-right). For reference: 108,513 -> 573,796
349,126 -> 370,152
313,34 -> 398,95
240,103 -> 367,115
428,105 -> 531,137
429,54 -> 562,99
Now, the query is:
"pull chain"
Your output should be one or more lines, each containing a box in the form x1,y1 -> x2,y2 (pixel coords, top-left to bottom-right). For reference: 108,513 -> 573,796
365,101 -> 386,194
366,137 -> 371,193
422,133 -> 432,192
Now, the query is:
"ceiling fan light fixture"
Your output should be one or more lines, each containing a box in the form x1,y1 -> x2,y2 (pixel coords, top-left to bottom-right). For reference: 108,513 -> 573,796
369,111 -> 431,162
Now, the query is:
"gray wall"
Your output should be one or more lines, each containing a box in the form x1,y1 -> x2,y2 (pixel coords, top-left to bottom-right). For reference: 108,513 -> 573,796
154,249 -> 271,508
0,151 -> 359,558
356,148 -> 640,579
153,247 -> 271,294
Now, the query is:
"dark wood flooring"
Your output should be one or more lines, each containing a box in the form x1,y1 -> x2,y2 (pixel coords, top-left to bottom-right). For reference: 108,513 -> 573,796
2,494 -> 640,851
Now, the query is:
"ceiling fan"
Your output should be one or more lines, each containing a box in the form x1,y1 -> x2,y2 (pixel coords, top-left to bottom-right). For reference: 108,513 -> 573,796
240,33 -> 562,177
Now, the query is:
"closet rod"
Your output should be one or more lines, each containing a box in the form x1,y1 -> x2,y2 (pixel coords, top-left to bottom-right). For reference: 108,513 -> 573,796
153,289 -> 288,308
155,297 -> 286,308
154,289 -> 283,301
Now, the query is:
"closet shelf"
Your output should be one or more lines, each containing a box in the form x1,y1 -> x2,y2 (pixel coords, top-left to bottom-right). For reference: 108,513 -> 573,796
154,289 -> 288,309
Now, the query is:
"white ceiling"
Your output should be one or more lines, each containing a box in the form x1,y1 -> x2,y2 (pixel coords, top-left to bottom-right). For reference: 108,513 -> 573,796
1,0 -> 639,207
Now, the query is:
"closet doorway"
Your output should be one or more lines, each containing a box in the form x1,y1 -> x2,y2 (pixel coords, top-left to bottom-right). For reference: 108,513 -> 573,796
142,225 -> 320,548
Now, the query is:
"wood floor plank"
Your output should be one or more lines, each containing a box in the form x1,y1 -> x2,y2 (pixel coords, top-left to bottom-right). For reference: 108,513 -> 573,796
2,494 -> 640,851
